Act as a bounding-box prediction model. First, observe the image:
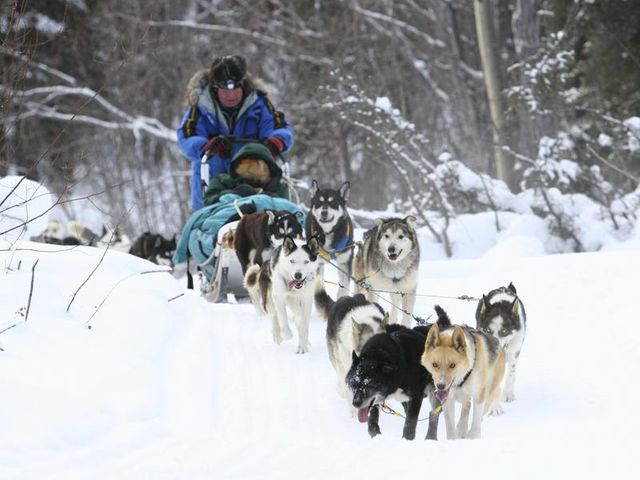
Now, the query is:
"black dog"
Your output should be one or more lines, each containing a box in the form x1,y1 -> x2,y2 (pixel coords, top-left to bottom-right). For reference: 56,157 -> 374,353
346,324 -> 442,440
234,210 -> 303,274
129,232 -> 176,266
305,180 -> 354,297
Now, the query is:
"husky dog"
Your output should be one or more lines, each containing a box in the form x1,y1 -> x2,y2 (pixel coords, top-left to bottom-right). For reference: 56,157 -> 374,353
353,216 -> 419,326
234,210 -> 303,274
346,324 -> 441,440
315,285 -> 387,402
476,282 -> 526,403
305,180 -> 354,297
421,306 -> 506,439
96,225 -> 132,253
244,236 -> 320,354
67,220 -> 99,246
129,232 -> 177,267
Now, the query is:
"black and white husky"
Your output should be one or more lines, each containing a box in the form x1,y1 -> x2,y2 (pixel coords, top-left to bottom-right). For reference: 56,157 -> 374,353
244,236 -> 320,354
305,180 -> 354,297
353,216 -> 420,326
315,286 -> 387,402
475,282 -> 526,403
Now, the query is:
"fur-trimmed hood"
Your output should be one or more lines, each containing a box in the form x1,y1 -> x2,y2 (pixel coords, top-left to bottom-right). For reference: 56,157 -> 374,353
183,68 -> 268,107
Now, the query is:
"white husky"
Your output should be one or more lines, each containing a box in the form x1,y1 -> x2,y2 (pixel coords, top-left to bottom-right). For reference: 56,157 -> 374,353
245,236 -> 320,354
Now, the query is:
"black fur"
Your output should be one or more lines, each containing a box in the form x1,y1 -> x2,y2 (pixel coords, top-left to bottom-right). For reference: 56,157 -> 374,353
304,180 -> 353,257
234,210 -> 303,274
346,324 -> 440,440
475,283 -> 527,339
129,232 -> 176,265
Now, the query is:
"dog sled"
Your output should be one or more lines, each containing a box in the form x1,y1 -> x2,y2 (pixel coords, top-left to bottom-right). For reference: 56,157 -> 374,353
173,139 -> 303,303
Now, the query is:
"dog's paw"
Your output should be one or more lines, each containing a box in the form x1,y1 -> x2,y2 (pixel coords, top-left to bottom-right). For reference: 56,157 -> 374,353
368,424 -> 381,438
489,404 -> 505,416
272,329 -> 282,345
505,391 -> 516,402
296,344 -> 309,354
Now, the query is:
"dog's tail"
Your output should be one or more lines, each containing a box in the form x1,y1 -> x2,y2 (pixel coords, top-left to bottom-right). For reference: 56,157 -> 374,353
434,305 -> 452,329
314,277 -> 334,322
244,264 -> 265,315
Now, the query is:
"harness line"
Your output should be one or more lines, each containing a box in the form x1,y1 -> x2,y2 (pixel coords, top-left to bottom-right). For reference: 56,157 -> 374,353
379,402 -> 443,422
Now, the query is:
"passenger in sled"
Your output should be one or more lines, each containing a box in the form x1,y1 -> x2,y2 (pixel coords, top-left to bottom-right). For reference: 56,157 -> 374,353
177,54 -> 294,210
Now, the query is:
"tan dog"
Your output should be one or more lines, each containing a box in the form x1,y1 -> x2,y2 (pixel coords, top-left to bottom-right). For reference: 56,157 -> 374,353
421,306 -> 505,439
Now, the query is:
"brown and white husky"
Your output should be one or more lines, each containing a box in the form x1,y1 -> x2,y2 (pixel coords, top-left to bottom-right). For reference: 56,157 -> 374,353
421,306 -> 505,439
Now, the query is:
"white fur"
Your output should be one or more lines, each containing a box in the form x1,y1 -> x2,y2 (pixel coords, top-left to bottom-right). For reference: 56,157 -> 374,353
246,239 -> 319,354
329,304 -> 385,401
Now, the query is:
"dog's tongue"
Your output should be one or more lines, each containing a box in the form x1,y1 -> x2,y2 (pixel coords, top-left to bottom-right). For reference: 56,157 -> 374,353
435,389 -> 449,404
357,407 -> 369,423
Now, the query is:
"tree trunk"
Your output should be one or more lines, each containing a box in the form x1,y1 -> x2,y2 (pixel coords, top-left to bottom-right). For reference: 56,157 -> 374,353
474,0 -> 511,187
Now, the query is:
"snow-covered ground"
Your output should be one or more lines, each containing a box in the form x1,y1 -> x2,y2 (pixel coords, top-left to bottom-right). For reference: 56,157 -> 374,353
1,177 -> 638,479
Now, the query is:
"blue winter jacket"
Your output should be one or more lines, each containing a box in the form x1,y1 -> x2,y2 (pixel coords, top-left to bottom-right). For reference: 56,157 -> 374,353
177,78 -> 294,210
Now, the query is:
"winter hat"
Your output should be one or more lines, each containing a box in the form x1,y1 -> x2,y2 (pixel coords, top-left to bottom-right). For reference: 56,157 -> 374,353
210,55 -> 247,90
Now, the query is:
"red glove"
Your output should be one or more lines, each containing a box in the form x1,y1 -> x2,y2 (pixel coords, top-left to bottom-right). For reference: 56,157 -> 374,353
204,135 -> 232,158
263,136 -> 285,157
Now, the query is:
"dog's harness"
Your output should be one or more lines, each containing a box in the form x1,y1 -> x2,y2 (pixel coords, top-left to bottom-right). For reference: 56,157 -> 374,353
310,219 -> 354,261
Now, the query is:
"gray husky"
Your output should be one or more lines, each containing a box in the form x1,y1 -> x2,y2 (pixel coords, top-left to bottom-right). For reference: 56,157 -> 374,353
475,282 -> 526,404
315,285 -> 387,402
353,216 -> 419,326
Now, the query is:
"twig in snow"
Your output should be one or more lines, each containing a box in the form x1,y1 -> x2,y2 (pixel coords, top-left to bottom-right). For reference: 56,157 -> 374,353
85,269 -> 170,327
25,259 -> 39,322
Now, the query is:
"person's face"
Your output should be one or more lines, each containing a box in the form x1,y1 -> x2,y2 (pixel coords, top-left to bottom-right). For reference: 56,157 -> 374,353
217,87 -> 243,108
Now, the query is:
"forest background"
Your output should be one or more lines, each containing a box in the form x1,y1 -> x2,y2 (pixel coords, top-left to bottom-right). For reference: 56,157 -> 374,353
1,0 -> 639,255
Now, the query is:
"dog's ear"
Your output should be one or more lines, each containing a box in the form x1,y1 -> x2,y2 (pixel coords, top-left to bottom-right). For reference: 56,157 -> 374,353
339,181 -> 350,202
425,324 -> 440,350
507,282 -> 517,294
306,236 -> 320,255
480,294 -> 490,315
266,210 -> 276,224
511,298 -> 520,316
374,218 -> 385,227
452,326 -> 467,352
382,312 -> 390,326
283,236 -> 297,254
404,215 -> 416,227
154,236 -> 162,248
351,350 -> 359,365
351,318 -> 364,335
294,210 -> 303,219
311,179 -> 319,197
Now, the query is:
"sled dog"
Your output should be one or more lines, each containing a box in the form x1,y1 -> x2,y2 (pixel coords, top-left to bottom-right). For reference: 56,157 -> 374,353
234,210 -> 303,274
353,216 -> 419,326
305,180 -> 354,298
129,232 -> 177,266
421,306 -> 506,439
346,324 -> 441,440
96,225 -> 132,253
315,285 -> 387,402
67,220 -> 99,246
244,235 -> 320,354
476,282 -> 526,403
